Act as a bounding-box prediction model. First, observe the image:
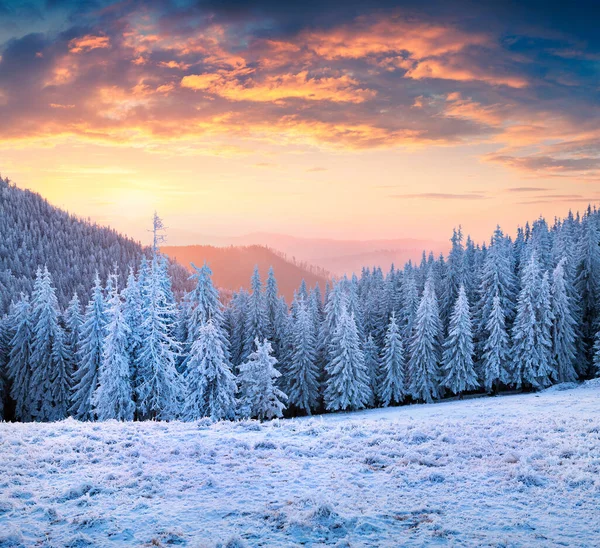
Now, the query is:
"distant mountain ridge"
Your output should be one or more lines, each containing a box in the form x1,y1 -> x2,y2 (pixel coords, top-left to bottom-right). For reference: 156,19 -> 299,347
161,244 -> 330,301
166,230 -> 448,276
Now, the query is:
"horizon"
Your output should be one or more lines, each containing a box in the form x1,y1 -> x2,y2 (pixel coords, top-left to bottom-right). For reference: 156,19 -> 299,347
1,1 -> 600,246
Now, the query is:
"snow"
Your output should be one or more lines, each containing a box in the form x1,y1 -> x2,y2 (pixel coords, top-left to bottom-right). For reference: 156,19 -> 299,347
1,382 -> 599,547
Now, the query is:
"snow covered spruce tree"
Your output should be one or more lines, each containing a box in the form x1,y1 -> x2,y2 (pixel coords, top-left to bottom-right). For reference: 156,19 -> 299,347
265,266 -> 287,360
408,276 -> 442,402
92,275 -> 135,421
324,305 -> 371,412
183,319 -> 237,421
378,312 -> 406,406
183,262 -> 231,372
441,227 -> 465,331
480,293 -> 510,393
0,314 -> 8,420
241,266 -> 269,364
536,271 -> 555,386
238,338 -> 286,420
574,212 -> 600,366
287,299 -> 319,415
593,331 -> 600,377
6,294 -> 33,421
70,273 -> 106,420
399,269 -> 419,341
363,333 -> 380,406
474,227 -> 517,359
136,214 -> 182,420
28,267 -> 70,421
441,285 -> 478,398
227,289 -> 249,369
121,267 -> 144,392
511,254 -> 554,389
64,293 -> 83,382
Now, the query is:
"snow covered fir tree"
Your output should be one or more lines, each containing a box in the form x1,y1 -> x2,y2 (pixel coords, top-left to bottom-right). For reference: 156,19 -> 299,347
1,206 -> 600,423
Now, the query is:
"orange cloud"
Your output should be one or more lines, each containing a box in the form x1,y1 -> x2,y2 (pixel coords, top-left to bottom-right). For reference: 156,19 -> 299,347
444,95 -> 508,126
181,71 -> 376,104
158,60 -> 191,70
69,35 -> 110,54
406,59 -> 528,88
303,16 -> 488,60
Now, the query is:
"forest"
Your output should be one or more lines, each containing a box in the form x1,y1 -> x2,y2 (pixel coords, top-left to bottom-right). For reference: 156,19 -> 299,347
1,179 -> 599,422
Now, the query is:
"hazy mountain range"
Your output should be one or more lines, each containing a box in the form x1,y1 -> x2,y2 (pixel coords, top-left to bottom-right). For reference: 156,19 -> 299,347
166,231 -> 448,276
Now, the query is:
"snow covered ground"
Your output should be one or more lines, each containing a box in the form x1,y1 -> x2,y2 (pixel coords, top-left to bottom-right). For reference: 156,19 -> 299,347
1,382 -> 599,547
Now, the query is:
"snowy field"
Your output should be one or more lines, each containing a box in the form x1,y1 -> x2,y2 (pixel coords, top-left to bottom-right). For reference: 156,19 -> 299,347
1,382 -> 599,547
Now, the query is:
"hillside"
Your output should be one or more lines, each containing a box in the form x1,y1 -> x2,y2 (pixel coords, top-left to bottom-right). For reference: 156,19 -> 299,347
1,381 -> 598,546
0,177 -> 191,312
161,244 -> 330,301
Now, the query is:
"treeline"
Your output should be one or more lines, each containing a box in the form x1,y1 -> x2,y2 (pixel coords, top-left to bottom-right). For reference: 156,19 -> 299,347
0,176 -> 192,313
1,208 -> 600,422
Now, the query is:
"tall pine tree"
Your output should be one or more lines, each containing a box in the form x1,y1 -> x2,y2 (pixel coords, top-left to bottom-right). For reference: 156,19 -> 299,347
29,267 -> 70,421
379,312 -> 406,406
183,319 -> 237,421
324,307 -> 371,411
93,276 -> 135,421
408,276 -> 442,402
70,273 -> 106,420
441,286 -> 478,397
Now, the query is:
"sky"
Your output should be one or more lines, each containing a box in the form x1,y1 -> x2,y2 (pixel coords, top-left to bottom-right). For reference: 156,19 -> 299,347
1,0 -> 600,246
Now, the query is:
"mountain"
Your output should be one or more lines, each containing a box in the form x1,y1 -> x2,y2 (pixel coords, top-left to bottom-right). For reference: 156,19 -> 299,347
161,244 -> 330,301
0,177 -> 191,312
167,231 -> 448,276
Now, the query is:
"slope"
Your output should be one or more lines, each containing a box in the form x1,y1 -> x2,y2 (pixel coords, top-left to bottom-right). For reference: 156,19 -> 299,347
0,381 -> 598,546
0,176 -> 191,311
161,244 -> 330,301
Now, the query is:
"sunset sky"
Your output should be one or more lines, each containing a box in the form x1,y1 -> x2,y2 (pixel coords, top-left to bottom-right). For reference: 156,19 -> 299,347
1,0 -> 600,246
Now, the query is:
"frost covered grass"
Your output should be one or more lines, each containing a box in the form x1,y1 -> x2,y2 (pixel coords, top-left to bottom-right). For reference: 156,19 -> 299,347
1,381 -> 599,547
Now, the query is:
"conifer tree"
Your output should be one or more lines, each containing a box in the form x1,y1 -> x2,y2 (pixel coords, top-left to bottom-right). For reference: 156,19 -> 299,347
265,267 -> 286,358
592,330 -> 600,377
183,319 -> 237,421
64,293 -> 83,382
408,276 -> 442,402
481,293 -> 510,392
441,286 -> 478,397
241,266 -> 268,363
122,267 -> 144,393
288,300 -> 319,414
6,295 -> 33,421
324,307 -> 371,411
29,267 -> 70,421
70,273 -> 106,420
183,262 -> 230,373
136,214 -> 182,420
475,227 -> 517,359
399,270 -> 419,341
363,333 -> 380,407
238,338 -> 286,420
379,312 -> 406,406
0,314 -> 8,420
511,255 -> 553,389
227,289 -> 249,368
441,227 -> 465,330
574,213 -> 600,367
93,276 -> 135,421
536,271 -> 555,387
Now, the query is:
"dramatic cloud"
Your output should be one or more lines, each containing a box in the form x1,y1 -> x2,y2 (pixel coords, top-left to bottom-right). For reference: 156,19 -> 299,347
0,0 -> 598,181
69,35 -> 110,54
